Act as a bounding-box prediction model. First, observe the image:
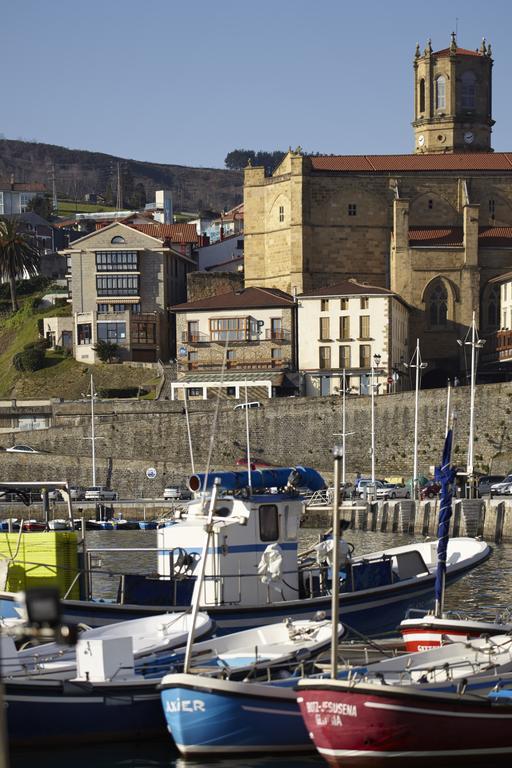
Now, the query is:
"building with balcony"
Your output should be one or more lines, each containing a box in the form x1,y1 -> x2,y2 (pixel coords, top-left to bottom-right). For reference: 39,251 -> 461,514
490,272 -> 512,365
298,280 -> 410,396
170,287 -> 297,400
61,221 -> 195,364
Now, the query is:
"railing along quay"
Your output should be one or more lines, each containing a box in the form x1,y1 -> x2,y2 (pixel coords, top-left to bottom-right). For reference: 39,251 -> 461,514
303,497 -> 512,544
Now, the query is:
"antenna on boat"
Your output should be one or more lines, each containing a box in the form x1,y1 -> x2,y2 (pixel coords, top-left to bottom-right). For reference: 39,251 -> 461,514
445,378 -> 451,437
244,379 -> 252,494
330,444 -> 343,679
183,477 -> 221,674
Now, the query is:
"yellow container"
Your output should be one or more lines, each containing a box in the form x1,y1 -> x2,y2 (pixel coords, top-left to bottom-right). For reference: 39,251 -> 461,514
0,532 -> 80,599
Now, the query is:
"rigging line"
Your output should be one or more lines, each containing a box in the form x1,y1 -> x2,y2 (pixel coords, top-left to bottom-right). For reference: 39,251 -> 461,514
200,331 -> 231,497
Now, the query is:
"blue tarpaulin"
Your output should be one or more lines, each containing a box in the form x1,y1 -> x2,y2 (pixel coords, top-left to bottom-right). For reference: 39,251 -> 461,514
434,427 -> 457,610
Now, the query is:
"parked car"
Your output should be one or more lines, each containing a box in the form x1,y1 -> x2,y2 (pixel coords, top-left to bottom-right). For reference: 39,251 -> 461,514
356,479 -> 387,498
5,445 -> 40,454
376,483 -> 411,500
420,481 -> 441,500
84,486 -> 118,501
233,401 -> 261,411
163,486 -> 192,501
68,485 -> 86,501
40,489 -> 63,502
477,475 -> 505,497
490,474 -> 512,496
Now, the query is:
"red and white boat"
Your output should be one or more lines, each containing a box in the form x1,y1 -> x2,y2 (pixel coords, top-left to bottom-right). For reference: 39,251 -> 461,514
400,610 -> 512,652
297,676 -> 512,766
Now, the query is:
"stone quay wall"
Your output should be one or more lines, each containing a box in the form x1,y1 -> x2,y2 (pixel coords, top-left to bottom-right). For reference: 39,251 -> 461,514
0,381 -> 511,499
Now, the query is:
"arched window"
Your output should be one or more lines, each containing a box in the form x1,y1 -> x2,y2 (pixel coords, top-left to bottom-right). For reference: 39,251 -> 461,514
419,79 -> 425,113
461,71 -> 476,109
428,280 -> 448,327
486,284 -> 500,329
111,235 -> 126,244
435,76 -> 446,110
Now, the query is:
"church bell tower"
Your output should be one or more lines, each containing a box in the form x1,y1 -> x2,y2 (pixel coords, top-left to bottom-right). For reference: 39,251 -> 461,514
412,33 -> 494,154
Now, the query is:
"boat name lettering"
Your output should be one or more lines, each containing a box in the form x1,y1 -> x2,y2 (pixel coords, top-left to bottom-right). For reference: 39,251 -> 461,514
305,700 -> 357,717
165,698 -> 206,713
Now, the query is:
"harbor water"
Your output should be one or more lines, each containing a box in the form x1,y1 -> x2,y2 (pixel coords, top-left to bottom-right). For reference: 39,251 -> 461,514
9,527 -> 512,768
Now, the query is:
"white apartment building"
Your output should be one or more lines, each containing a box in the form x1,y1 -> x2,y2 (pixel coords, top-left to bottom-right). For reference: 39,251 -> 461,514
298,280 -> 410,396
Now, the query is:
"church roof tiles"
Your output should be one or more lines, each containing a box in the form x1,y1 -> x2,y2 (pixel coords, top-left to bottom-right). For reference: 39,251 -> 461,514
409,226 -> 512,247
310,153 -> 512,173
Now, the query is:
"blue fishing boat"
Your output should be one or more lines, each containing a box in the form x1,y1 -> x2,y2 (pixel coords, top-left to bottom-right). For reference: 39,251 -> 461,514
0,466 -> 491,634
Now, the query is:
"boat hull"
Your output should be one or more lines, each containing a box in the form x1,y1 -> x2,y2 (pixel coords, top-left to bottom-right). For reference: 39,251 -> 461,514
400,615 -> 512,652
5,678 -> 164,746
160,674 -> 312,754
297,681 -> 512,766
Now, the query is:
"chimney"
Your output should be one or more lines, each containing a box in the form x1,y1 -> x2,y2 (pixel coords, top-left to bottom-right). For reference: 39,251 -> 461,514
10,173 -> 15,190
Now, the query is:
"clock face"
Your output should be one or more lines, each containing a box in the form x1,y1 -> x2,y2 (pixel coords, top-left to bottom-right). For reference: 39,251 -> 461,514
464,131 -> 474,144
418,134 -> 425,147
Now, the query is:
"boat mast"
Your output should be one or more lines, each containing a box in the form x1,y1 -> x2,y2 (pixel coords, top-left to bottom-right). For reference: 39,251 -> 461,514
183,387 -> 195,474
183,479 -> 220,673
244,379 -> 252,494
330,445 -> 342,678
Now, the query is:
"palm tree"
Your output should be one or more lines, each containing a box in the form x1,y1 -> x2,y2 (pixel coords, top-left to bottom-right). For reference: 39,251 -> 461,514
0,217 -> 40,312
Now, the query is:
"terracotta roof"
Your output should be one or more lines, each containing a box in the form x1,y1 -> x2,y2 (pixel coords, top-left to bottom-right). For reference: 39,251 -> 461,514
128,222 -> 200,244
434,46 -> 483,57
0,180 -> 46,192
409,227 -> 463,246
478,227 -> 512,246
310,153 -> 512,173
299,280 -> 394,298
409,226 -> 512,248
171,286 -> 294,311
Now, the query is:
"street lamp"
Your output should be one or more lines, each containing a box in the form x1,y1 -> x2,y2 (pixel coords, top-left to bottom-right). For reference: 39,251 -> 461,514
457,311 -> 486,498
370,353 -> 381,484
333,370 -> 356,486
403,339 -> 428,500
81,374 -> 98,487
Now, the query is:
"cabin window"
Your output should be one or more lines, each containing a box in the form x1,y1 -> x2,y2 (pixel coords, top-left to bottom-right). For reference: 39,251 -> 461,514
259,504 -> 279,542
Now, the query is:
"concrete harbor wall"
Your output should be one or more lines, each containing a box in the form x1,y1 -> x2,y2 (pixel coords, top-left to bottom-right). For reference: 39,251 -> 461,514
0,381 -> 511,498
304,497 -> 512,543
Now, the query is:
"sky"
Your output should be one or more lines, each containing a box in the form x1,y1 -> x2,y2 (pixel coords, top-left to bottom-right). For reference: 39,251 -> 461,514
3,0 -> 512,169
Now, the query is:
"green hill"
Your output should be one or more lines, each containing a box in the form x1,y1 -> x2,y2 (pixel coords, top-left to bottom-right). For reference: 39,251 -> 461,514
0,282 -> 160,400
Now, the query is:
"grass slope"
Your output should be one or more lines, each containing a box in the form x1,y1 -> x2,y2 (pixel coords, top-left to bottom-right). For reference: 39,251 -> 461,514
0,295 -> 160,400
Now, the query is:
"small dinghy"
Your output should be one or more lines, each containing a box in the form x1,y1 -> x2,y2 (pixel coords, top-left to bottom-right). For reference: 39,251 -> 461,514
6,611 -> 213,677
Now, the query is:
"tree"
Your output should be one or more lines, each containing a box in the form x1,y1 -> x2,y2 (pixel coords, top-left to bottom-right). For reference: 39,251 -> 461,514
130,182 -> 147,210
26,194 -> 53,220
93,339 -> 120,363
0,217 -> 40,312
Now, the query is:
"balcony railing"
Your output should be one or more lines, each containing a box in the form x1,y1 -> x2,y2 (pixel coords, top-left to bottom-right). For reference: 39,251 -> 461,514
180,359 -> 291,372
497,329 -> 512,360
182,331 -> 210,344
264,329 -> 291,341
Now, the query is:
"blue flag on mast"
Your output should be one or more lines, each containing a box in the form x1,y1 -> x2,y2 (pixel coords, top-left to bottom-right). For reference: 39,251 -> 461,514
434,426 -> 457,612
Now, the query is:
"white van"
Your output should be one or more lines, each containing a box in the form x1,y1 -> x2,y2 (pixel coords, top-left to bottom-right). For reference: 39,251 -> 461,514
84,486 -> 118,501
234,401 -> 261,411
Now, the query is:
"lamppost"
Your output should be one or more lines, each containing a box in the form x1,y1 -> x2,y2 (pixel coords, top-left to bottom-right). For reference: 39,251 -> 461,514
403,339 -> 428,500
370,353 -> 381,484
81,374 -> 98,487
333,370 -> 356,486
457,311 -> 486,498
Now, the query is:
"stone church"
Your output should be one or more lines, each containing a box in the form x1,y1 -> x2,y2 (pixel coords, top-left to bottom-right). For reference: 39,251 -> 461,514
244,34 -> 512,382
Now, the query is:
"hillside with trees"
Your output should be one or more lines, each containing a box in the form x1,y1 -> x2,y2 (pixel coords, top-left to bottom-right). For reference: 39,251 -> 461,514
0,139 -> 243,213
